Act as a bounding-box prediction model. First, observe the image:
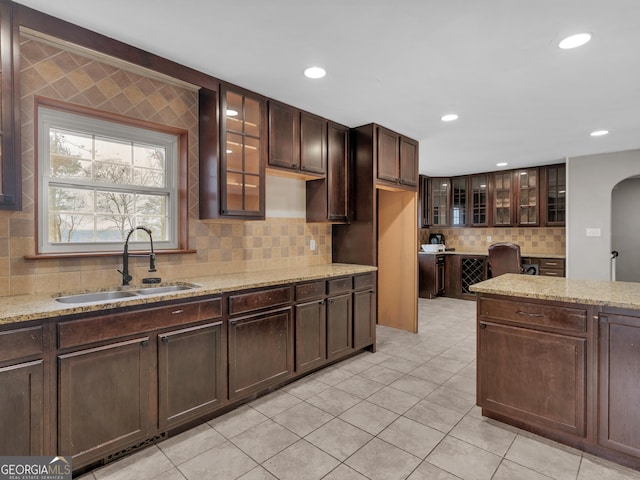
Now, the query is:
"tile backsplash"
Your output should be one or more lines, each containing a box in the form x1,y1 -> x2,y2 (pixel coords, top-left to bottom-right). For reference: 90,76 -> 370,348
419,227 -> 566,256
0,35 -> 331,298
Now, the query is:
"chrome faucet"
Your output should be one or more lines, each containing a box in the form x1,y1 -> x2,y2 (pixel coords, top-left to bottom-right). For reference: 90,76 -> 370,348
118,226 -> 156,286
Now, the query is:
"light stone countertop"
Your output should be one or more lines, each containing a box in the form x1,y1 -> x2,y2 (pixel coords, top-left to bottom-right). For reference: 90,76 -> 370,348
0,263 -> 377,327
418,251 -> 565,259
470,273 -> 640,310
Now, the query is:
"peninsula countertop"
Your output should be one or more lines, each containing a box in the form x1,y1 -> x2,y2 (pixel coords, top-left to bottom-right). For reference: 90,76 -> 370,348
470,273 -> 640,310
0,263 -> 377,326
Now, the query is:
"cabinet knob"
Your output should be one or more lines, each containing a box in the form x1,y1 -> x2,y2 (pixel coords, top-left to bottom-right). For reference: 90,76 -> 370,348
141,340 -> 149,347
479,323 -> 487,329
161,336 -> 169,343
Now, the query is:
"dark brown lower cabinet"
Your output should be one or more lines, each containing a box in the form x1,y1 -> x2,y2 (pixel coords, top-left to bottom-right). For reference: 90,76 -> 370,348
228,307 -> 294,400
158,322 -> 226,429
326,293 -> 353,361
295,300 -> 326,373
58,337 -> 151,466
0,360 -> 44,455
478,321 -> 586,436
598,313 -> 640,458
353,289 -> 376,350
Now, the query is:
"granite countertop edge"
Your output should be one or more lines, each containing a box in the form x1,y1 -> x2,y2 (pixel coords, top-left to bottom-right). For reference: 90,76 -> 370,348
470,274 -> 640,310
0,263 -> 377,326
418,251 -> 565,259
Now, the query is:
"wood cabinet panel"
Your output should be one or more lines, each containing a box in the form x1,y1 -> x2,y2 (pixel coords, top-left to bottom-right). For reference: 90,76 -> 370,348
326,121 -> 348,221
0,325 -> 43,363
326,293 -> 353,361
295,281 -> 326,301
327,277 -> 352,295
598,313 -> 640,458
399,136 -> 418,187
58,337 -> 151,465
158,321 -> 226,429
268,100 -> 299,169
419,254 -> 445,299
228,307 -> 293,400
353,289 -> 376,349
478,321 -> 586,437
353,272 -> 375,291
300,111 -> 326,174
377,126 -> 400,183
295,300 -> 326,373
0,360 -> 43,455
228,286 -> 292,316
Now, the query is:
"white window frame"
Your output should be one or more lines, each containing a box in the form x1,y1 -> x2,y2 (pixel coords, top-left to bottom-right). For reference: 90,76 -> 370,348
37,106 -> 179,254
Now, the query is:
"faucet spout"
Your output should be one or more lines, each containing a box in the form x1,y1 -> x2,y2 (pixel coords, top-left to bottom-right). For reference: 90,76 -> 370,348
117,226 -> 156,286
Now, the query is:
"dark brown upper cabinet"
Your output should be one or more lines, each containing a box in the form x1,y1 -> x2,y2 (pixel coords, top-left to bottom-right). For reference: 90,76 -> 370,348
470,173 -> 490,227
516,167 -> 539,226
543,163 -> 566,226
430,177 -> 450,227
492,170 -> 514,226
451,176 -> 469,227
200,83 -> 266,220
267,100 -> 326,176
418,175 -> 429,227
306,121 -> 349,223
0,1 -> 20,210
375,125 -> 418,191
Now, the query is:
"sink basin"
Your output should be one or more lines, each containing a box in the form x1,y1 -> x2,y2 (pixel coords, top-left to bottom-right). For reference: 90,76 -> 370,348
55,290 -> 138,304
134,284 -> 196,295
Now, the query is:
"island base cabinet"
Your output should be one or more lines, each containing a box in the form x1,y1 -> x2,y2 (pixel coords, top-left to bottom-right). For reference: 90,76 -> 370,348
599,314 -> 640,459
478,321 -> 586,437
326,293 -> 353,361
58,337 -> 151,467
0,360 -> 44,455
158,322 -> 226,429
228,308 -> 294,400
295,301 -> 326,373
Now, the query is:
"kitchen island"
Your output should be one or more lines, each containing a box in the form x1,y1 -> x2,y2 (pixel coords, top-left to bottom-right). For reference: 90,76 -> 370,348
471,274 -> 640,471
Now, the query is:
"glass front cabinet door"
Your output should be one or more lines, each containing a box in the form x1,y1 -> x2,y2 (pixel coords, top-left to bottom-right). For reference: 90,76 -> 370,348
492,171 -> 513,226
220,85 -> 266,218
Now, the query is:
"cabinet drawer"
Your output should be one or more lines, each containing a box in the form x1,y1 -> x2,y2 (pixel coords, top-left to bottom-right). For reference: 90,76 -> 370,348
296,281 -> 325,301
0,326 -> 43,363
229,286 -> 292,316
539,269 -> 564,277
539,258 -> 565,269
58,299 -> 219,349
353,273 -> 375,291
479,297 -> 586,334
327,277 -> 352,295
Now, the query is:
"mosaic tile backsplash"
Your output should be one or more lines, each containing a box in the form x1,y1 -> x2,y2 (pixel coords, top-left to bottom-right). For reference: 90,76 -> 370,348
419,227 -> 566,255
0,36 -> 330,298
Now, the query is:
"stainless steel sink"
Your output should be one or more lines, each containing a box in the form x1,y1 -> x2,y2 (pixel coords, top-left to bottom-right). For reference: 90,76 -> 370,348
55,290 -> 139,304
134,284 -> 196,295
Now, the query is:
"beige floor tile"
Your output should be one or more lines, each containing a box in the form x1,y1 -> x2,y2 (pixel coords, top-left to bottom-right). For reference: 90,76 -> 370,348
306,386 -> 362,416
442,372 -> 477,396
209,404 -> 269,439
262,440 -> 339,480
249,390 -> 303,418
158,423 -> 226,465
427,436 -> 501,480
237,466 -> 277,480
359,364 -> 405,385
425,355 -> 469,374
272,401 -> 333,436
321,464 -> 369,480
426,385 -> 476,414
366,385 -> 421,414
449,415 -> 517,457
339,400 -> 399,435
407,461 -> 462,480
506,435 -> 581,480
150,469 -> 186,480
282,377 -> 330,400
231,419 -> 299,463
409,363 -> 456,384
404,399 -> 465,433
178,441 -> 257,480
93,446 -> 173,480
334,375 -> 385,399
378,416 -> 445,459
578,456 -> 640,480
389,374 -> 439,398
492,459 -> 552,480
345,438 -> 421,480
379,355 -> 423,373
311,367 -> 354,386
305,418 -> 373,461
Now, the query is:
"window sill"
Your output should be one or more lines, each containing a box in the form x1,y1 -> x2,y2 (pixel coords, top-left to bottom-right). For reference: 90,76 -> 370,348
24,249 -> 197,260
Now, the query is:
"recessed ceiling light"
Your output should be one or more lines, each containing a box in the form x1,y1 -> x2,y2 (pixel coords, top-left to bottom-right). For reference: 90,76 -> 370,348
558,33 -> 592,49
441,114 -> 458,122
304,66 -> 326,79
226,109 -> 238,117
496,162 -> 508,167
590,130 -> 609,137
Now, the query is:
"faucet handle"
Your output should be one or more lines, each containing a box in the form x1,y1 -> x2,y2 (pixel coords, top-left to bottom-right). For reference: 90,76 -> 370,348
117,269 -> 133,285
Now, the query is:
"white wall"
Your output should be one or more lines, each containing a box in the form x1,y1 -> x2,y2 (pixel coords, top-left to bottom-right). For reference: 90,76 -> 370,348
265,175 -> 306,218
567,149 -> 640,280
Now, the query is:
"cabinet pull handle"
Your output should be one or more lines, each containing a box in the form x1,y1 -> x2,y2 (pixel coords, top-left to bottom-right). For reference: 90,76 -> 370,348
171,309 -> 184,315
480,323 -> 487,329
546,262 -> 558,266
161,336 -> 169,343
515,310 -> 544,318
141,340 -> 149,347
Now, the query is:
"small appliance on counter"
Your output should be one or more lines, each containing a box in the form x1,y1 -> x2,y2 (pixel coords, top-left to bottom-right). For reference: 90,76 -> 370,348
428,233 -> 445,245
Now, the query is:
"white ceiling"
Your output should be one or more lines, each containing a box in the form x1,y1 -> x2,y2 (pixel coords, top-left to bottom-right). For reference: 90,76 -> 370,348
14,0 -> 640,176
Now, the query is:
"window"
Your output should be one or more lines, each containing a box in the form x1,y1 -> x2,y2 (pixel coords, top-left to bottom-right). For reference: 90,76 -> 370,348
37,105 -> 180,254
